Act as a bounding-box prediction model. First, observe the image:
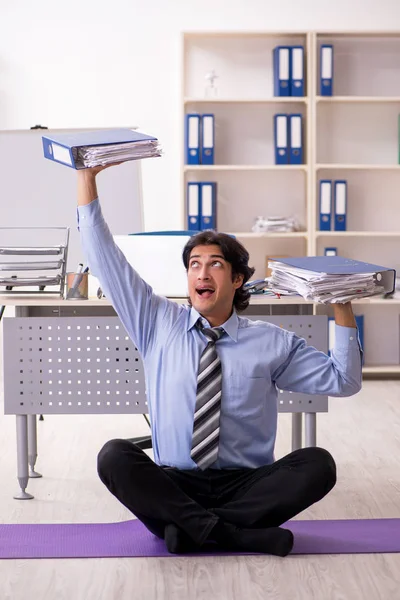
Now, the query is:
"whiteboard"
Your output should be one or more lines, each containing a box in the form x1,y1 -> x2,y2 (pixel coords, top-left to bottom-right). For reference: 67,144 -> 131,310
0,128 -> 144,271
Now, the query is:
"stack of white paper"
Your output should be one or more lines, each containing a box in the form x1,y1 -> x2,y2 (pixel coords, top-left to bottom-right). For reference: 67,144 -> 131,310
74,139 -> 162,168
252,216 -> 298,233
268,261 -> 386,303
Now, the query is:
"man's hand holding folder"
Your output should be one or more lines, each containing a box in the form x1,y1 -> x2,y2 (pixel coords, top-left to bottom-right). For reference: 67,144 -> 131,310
77,163 -> 122,206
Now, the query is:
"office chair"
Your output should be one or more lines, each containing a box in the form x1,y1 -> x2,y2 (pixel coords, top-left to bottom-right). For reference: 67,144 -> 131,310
126,414 -> 152,450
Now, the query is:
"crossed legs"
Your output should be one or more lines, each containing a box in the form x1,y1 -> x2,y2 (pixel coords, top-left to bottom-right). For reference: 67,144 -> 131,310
97,440 -> 336,555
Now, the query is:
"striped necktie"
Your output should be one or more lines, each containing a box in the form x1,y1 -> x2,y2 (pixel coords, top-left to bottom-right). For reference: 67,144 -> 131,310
191,324 -> 225,470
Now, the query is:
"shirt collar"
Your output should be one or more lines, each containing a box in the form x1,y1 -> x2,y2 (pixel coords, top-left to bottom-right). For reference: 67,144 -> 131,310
187,306 -> 238,342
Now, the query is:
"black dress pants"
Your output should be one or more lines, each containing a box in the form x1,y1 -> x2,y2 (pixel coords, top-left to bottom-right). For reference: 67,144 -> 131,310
97,440 -> 336,547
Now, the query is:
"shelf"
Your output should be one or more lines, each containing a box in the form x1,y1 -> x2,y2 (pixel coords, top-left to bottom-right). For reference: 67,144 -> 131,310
184,97 -> 308,104
317,31 -> 400,38
316,164 -> 400,170
233,232 -> 307,239
183,31 -> 308,39
182,31 -> 400,377
247,296 -> 311,305
184,165 -> 308,172
316,231 -> 400,237
363,365 -> 400,375
352,298 -> 400,305
316,96 -> 400,103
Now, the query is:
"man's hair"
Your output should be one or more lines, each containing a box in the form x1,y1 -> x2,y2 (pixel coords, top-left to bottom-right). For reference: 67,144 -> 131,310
182,230 -> 255,312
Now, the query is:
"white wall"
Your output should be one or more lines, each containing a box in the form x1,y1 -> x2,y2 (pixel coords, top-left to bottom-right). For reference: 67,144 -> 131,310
1,0 -> 400,231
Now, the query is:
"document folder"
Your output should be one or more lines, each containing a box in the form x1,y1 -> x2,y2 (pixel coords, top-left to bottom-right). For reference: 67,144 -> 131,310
273,47 -> 290,96
271,256 -> 395,295
324,247 -> 337,257
42,128 -> 160,169
200,182 -> 217,230
201,114 -> 215,164
319,180 -> 332,230
187,183 -> 201,231
334,180 -> 347,231
328,317 -> 335,356
289,114 -> 303,164
355,315 -> 364,361
320,45 -> 333,96
291,46 -> 305,96
185,114 -> 201,164
274,114 -> 289,164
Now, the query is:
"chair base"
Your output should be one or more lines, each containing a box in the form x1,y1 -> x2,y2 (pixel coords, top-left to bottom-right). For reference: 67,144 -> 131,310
126,435 -> 152,450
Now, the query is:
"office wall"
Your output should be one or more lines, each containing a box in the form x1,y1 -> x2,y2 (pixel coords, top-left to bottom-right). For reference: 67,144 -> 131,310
1,0 -> 399,231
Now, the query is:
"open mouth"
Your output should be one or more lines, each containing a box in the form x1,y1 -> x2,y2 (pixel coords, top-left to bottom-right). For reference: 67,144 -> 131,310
196,287 -> 215,299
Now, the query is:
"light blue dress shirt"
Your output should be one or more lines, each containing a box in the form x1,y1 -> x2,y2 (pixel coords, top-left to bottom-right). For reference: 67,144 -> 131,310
77,199 -> 362,470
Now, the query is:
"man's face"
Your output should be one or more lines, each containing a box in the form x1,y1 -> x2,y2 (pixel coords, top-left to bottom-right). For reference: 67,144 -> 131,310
187,244 -> 243,323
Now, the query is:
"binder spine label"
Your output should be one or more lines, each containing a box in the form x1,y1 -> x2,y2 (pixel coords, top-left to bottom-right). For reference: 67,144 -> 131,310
51,143 -> 73,166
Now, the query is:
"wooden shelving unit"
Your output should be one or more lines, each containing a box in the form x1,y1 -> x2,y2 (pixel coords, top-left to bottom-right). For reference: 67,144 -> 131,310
182,31 -> 400,375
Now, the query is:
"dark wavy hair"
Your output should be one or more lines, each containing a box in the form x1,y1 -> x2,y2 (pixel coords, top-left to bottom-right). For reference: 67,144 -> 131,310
182,231 -> 255,312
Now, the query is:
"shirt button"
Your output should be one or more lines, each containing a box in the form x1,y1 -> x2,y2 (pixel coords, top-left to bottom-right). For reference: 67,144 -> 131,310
350,336 -> 354,341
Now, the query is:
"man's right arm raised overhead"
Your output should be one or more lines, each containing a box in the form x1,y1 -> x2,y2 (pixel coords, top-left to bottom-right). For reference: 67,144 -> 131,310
76,166 -> 181,358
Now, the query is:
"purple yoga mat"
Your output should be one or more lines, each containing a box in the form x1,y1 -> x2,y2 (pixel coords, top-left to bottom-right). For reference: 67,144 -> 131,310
0,518 -> 399,559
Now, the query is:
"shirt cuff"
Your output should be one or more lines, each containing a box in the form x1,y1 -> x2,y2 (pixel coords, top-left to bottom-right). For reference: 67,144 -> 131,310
76,198 -> 102,230
334,323 -> 363,356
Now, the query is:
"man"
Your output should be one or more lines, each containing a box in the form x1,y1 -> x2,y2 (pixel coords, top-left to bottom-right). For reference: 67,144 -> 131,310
77,165 -> 362,557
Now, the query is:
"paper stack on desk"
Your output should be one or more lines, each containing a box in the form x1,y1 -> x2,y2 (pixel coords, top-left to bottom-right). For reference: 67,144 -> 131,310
267,256 -> 395,304
42,129 -> 162,169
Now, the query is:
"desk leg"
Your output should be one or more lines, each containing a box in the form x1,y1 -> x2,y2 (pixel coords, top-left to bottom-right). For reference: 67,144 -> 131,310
28,415 -> 42,478
304,413 -> 317,447
291,413 -> 302,451
14,415 -> 34,500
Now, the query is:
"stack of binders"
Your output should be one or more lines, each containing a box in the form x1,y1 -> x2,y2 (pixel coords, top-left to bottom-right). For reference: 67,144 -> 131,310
186,182 -> 217,231
273,46 -> 305,96
274,114 -> 303,164
319,180 -> 347,231
185,114 -> 214,165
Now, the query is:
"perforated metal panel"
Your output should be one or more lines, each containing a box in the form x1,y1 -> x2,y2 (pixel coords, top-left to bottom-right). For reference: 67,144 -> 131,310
249,315 -> 329,414
3,314 -> 329,417
3,317 -> 147,415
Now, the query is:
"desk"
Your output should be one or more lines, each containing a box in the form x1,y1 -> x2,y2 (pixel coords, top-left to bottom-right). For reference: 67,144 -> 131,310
1,295 -> 326,500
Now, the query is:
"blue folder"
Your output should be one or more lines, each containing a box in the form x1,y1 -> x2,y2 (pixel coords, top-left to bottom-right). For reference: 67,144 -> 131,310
274,114 -> 289,164
201,114 -> 215,165
42,128 -> 158,169
320,44 -> 333,96
273,46 -> 290,96
334,180 -> 347,231
272,256 -> 396,294
289,114 -> 303,164
185,113 -> 201,164
324,247 -> 337,256
319,180 -> 332,230
200,182 -> 217,230
291,46 -> 305,96
187,182 -> 201,231
355,315 -> 364,361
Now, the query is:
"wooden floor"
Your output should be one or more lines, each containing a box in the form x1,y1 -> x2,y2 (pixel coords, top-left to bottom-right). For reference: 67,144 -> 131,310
1,327 -> 400,599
